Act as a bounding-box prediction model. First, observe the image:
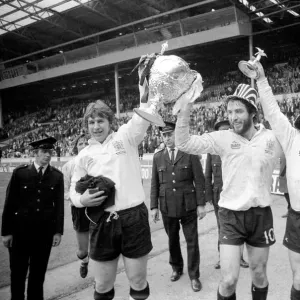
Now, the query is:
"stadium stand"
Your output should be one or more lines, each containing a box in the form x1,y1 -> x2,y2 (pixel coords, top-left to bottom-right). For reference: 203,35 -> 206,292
1,52 -> 300,158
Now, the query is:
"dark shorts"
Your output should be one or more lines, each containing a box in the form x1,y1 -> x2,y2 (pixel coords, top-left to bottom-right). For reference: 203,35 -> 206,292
218,206 -> 275,247
89,202 -> 153,261
71,206 -> 90,232
283,209 -> 300,253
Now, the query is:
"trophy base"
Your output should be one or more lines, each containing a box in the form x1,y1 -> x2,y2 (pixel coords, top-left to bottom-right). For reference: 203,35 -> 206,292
238,61 -> 260,80
134,108 -> 166,127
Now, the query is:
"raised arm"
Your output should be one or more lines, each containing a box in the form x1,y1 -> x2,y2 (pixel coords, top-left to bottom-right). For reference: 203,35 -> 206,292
175,105 -> 222,156
118,113 -> 150,147
256,62 -> 296,152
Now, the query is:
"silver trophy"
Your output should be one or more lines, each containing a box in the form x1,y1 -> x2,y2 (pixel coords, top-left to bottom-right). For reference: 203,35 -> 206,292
134,42 -> 203,126
238,47 -> 267,79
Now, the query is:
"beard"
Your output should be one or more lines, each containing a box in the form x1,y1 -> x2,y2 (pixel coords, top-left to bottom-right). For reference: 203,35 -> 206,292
231,116 -> 252,136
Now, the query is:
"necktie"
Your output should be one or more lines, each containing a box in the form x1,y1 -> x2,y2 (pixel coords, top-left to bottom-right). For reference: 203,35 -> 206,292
38,166 -> 43,180
170,148 -> 175,164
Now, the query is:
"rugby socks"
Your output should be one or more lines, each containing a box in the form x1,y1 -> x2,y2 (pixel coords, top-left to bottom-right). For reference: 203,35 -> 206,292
252,283 -> 268,300
94,288 -> 115,300
129,282 -> 150,300
217,290 -> 236,300
291,285 -> 300,300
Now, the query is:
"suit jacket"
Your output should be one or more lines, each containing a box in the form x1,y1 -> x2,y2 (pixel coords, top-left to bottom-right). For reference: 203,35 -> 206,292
138,142 -> 144,155
150,148 -> 205,217
1,163 -> 64,236
205,153 -> 223,204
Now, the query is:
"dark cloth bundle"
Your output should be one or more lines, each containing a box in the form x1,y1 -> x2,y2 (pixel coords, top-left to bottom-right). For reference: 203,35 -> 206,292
75,175 -> 116,224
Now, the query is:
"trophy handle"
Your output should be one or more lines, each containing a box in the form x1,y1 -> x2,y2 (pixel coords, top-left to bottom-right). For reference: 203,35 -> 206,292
134,108 -> 165,127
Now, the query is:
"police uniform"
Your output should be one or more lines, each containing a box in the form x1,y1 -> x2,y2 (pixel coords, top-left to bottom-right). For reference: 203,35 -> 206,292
1,137 -> 64,300
150,122 -> 205,283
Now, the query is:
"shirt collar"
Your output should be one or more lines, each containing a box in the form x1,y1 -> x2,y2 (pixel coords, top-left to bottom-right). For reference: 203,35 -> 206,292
34,161 -> 48,172
227,123 -> 266,140
167,146 -> 177,152
88,131 -> 115,146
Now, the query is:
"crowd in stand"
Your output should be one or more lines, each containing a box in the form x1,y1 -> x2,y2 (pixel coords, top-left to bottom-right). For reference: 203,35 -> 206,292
1,55 -> 300,158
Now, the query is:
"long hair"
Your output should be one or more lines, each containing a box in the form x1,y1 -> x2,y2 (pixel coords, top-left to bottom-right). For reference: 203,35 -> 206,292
82,100 -> 115,130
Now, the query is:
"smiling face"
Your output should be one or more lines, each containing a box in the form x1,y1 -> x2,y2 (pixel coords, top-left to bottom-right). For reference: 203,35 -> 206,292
227,100 -> 255,137
88,116 -> 111,143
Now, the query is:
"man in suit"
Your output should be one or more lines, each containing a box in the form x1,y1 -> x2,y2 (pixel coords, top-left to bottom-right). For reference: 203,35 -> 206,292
205,120 -> 249,269
1,137 -> 64,300
150,121 -> 206,292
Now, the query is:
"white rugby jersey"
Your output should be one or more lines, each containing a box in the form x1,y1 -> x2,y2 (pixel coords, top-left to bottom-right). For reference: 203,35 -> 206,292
258,78 -> 300,211
175,113 -> 283,211
70,113 -> 149,212
62,158 -> 75,203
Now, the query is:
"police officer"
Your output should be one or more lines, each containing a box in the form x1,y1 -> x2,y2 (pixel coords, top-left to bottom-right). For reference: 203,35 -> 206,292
150,121 -> 206,292
205,120 -> 249,270
1,137 -> 64,300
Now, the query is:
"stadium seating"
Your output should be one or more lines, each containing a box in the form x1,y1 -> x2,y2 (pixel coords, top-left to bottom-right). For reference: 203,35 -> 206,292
1,55 -> 300,158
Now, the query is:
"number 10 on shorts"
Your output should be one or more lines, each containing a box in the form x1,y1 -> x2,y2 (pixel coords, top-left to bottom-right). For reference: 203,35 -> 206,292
264,228 -> 275,244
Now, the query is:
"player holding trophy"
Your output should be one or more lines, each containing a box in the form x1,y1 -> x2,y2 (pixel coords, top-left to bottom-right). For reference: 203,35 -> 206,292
250,49 -> 300,300
175,48 -> 283,299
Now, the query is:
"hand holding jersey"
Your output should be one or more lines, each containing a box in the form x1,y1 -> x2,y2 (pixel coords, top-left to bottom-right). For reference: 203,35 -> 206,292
80,189 -> 107,207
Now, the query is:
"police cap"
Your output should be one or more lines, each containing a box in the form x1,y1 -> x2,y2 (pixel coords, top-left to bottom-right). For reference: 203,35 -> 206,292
214,120 -> 230,131
159,121 -> 176,134
29,137 -> 57,150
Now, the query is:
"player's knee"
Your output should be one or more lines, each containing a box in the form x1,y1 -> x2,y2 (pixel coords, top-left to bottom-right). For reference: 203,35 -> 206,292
127,270 -> 147,290
129,282 -> 150,300
95,280 -> 114,294
94,288 -> 115,300
292,272 -> 300,289
76,249 -> 88,259
250,263 -> 267,285
221,274 -> 238,292
129,275 -> 147,290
